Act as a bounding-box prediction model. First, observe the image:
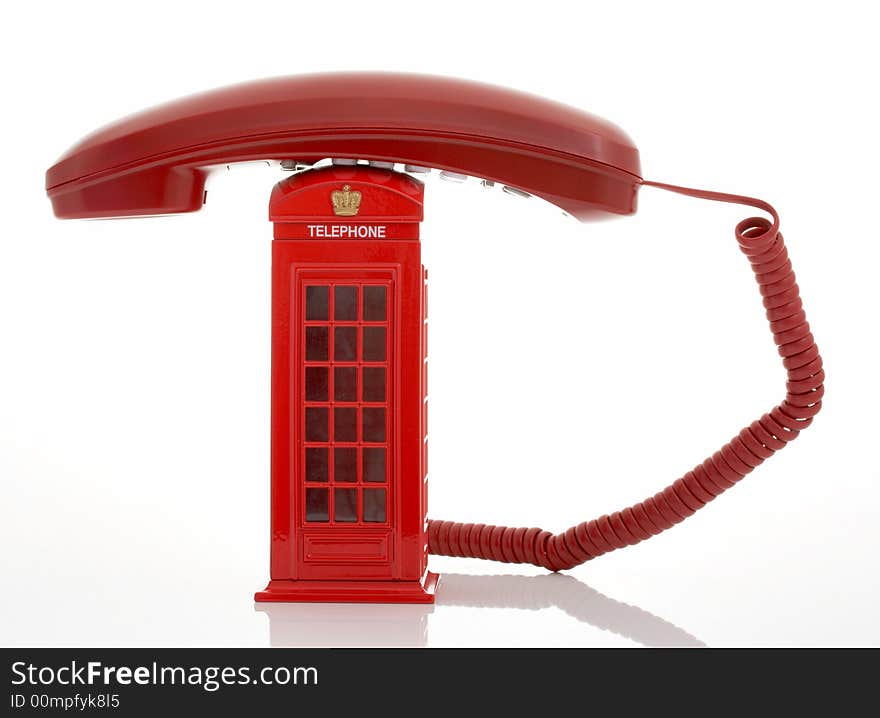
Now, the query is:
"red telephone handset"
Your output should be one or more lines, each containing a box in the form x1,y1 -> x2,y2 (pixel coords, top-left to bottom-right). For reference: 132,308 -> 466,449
46,73 -> 640,221
46,74 -> 823,583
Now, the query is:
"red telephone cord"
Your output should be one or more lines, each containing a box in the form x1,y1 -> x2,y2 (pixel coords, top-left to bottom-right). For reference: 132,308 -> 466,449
427,181 -> 824,571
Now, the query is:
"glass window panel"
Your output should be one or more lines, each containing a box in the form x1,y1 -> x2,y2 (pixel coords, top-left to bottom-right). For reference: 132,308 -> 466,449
334,366 -> 357,402
362,407 -> 386,442
362,367 -> 386,402
363,447 -> 386,483
305,407 -> 328,442
305,326 -> 328,361
334,447 -> 357,482
334,286 -> 358,321
305,286 -> 329,320
334,407 -> 358,442
362,326 -> 386,362
363,488 -> 386,523
305,447 -> 328,482
305,366 -> 328,401
305,488 -> 328,522
363,286 -> 386,321
334,488 -> 357,522
334,326 -> 357,361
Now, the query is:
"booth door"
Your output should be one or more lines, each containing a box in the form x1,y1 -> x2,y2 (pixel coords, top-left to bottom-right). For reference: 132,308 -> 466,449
295,270 -> 395,580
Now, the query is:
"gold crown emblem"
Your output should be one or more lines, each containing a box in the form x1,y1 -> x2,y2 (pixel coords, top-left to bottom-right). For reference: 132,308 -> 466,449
331,185 -> 361,216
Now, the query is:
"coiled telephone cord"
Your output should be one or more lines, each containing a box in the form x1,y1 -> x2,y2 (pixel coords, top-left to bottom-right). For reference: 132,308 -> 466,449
427,181 -> 824,571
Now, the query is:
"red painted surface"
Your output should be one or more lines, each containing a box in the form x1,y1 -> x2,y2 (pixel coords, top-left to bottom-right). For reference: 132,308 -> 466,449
44,74 -> 824,596
255,166 -> 434,602
44,73 -> 641,221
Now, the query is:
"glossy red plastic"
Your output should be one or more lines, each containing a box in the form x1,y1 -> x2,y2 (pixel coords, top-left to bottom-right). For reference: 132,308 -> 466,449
428,183 -> 824,571
256,166 -> 435,603
44,73 -> 825,597
45,73 -> 641,221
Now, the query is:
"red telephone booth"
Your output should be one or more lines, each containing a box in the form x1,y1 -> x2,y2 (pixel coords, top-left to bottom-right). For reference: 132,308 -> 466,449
255,164 -> 436,603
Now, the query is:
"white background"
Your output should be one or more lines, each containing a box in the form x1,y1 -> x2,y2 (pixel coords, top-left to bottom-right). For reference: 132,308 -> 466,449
1,1 -> 877,647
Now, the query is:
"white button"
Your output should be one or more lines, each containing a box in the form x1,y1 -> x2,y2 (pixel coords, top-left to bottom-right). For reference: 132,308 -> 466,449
332,158 -> 358,166
369,161 -> 395,169
502,185 -> 530,198
439,171 -> 467,182
405,165 -> 431,173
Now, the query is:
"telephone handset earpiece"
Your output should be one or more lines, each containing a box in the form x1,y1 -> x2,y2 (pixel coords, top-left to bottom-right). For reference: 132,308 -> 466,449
47,74 -> 823,578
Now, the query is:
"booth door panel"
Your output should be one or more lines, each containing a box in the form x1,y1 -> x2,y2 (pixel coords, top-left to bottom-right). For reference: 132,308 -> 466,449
295,270 -> 395,580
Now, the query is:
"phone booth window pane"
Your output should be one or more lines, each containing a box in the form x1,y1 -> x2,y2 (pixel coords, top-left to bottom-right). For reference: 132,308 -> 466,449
334,326 -> 357,361
306,286 -> 329,320
334,447 -> 357,482
334,488 -> 357,522
305,366 -> 328,401
334,286 -> 358,321
334,366 -> 357,402
305,326 -> 328,361
305,448 -> 328,482
362,408 -> 386,442
363,488 -> 386,523
362,327 -> 386,361
362,367 -> 385,402
363,286 -> 386,321
363,448 -> 385,483
305,407 -> 328,442
305,488 -> 329,522
334,407 -> 357,442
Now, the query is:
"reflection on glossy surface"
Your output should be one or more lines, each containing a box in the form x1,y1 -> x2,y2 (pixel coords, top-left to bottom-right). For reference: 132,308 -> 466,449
255,602 -> 433,647
438,573 -> 705,647
255,573 -> 704,647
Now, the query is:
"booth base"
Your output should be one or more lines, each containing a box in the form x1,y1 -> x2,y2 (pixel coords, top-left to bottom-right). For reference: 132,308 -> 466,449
254,572 -> 438,604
